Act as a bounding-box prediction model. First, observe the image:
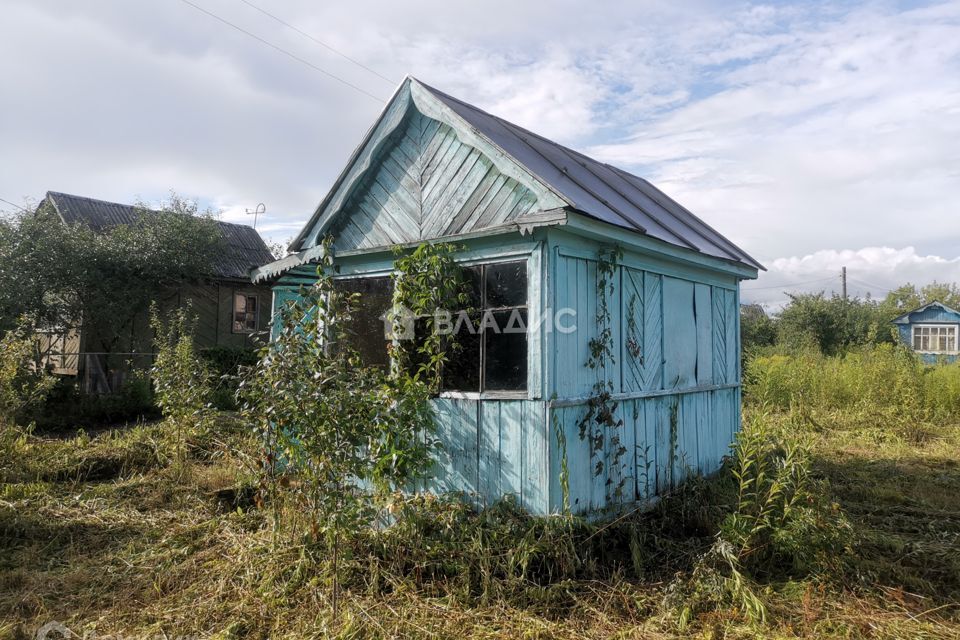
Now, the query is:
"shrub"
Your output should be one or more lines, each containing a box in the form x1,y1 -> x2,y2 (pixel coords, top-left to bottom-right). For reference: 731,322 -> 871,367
150,304 -> 215,467
0,321 -> 56,426
199,346 -> 258,411
744,342 -> 958,421
669,410 -> 852,627
240,241 -> 438,617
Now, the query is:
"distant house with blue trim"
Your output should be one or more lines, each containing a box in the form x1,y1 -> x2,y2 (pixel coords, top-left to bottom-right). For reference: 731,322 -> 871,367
253,77 -> 762,515
893,301 -> 960,364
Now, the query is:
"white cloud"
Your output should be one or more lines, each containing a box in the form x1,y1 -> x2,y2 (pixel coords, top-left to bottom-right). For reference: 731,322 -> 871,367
0,0 -> 958,288
742,246 -> 960,310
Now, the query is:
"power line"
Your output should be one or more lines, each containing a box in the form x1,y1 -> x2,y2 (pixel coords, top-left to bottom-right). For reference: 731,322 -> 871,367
0,197 -> 30,213
176,0 -> 387,103
741,275 -> 840,291
234,0 -> 396,86
849,277 -> 893,294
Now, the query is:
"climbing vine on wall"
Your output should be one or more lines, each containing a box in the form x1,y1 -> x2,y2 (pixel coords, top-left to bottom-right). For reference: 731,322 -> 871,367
577,245 -> 629,502
390,242 -> 472,392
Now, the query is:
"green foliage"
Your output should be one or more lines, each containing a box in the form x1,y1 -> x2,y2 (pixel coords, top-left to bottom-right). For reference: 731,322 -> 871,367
745,342 -> 960,419
150,304 -> 215,467
29,375 -> 157,430
775,292 -> 895,355
389,242 -> 471,390
0,195 -> 223,354
748,281 -> 960,358
199,346 -> 259,411
0,320 -> 56,426
740,303 -> 777,352
671,410 -> 851,627
882,281 -> 960,313
240,239 -> 437,615
578,246 -> 627,502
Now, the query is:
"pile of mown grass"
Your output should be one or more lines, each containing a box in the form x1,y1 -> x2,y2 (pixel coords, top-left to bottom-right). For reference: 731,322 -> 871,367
2,405 -> 959,639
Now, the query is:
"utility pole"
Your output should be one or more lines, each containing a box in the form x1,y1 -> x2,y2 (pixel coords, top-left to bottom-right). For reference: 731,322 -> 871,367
842,266 -> 847,300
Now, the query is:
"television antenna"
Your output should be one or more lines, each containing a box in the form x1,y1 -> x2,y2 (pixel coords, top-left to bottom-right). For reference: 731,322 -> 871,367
245,203 -> 266,229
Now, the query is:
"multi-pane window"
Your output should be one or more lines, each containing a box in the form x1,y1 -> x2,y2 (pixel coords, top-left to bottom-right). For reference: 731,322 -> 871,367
336,260 -> 529,393
334,276 -> 393,368
232,293 -> 258,333
442,261 -> 528,392
912,325 -> 958,353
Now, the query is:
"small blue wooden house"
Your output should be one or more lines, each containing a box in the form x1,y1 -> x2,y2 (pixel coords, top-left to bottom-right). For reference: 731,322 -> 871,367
892,301 -> 960,364
253,77 -> 762,515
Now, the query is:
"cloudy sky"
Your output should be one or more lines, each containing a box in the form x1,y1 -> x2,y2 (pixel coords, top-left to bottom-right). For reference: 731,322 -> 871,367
1,0 -> 958,308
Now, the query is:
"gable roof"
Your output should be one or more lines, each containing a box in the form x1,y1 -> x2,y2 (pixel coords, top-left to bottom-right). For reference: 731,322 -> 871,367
289,76 -> 762,273
44,191 -> 275,281
892,300 -> 960,324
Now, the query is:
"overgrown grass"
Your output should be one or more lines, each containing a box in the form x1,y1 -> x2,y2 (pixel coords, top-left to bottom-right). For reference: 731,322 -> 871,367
745,342 -> 960,417
3,343 -> 960,638
2,403 -> 958,639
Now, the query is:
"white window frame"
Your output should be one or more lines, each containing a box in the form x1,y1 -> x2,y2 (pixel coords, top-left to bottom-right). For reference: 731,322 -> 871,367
232,292 -> 259,334
912,324 -> 958,354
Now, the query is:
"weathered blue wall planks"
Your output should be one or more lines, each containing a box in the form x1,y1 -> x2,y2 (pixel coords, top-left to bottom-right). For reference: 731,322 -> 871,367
542,229 -> 743,515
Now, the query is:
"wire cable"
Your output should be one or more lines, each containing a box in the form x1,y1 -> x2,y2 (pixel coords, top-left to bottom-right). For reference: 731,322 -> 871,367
849,278 -> 893,294
741,275 -> 840,291
0,197 -> 30,213
176,0 -> 387,103
234,0 -> 396,85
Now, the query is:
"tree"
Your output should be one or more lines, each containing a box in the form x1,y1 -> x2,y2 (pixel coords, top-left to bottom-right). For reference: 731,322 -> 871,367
240,242 -> 436,618
775,292 -> 892,355
740,304 -> 777,352
0,195 -> 224,376
881,282 -> 960,315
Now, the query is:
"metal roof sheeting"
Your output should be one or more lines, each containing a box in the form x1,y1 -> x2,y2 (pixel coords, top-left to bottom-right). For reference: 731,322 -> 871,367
45,191 -> 275,280
417,79 -> 763,271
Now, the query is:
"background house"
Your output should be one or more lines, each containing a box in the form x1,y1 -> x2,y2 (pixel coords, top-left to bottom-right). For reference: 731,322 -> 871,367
253,77 -> 762,515
892,301 -> 960,364
38,191 -> 275,393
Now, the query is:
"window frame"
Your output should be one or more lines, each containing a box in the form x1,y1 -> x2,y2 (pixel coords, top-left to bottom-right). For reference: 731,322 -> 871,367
911,323 -> 958,354
232,292 -> 259,334
331,254 -> 533,400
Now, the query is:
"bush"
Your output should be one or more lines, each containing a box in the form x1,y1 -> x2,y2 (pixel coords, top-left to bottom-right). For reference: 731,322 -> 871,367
0,322 -> 56,426
744,342 -> 959,421
150,305 -> 215,468
30,375 -> 158,430
668,410 -> 852,627
199,346 -> 258,411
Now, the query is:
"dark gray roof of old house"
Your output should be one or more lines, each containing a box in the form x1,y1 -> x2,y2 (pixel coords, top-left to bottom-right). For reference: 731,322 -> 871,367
44,191 -> 275,280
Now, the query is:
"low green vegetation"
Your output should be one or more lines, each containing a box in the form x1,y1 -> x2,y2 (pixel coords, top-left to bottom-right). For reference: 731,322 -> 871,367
1,272 -> 959,638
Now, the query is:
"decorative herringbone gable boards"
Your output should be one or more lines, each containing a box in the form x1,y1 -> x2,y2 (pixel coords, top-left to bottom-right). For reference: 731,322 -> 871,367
293,79 -> 567,254
326,108 -> 548,251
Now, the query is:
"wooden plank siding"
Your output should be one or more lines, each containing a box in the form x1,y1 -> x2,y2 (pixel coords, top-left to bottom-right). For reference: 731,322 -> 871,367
545,231 -> 742,515
328,110 -> 542,253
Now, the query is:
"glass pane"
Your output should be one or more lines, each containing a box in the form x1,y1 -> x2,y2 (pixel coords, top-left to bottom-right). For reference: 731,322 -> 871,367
442,320 -> 481,391
484,261 -> 527,309
233,294 -> 247,314
484,309 -> 528,391
334,276 -> 392,368
914,334 -> 922,350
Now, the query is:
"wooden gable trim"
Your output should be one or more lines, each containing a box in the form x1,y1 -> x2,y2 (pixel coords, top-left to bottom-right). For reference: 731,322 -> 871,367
292,77 -> 568,252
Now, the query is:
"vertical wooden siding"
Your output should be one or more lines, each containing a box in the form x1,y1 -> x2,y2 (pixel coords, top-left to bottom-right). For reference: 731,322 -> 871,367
431,398 -> 548,513
548,246 -> 742,514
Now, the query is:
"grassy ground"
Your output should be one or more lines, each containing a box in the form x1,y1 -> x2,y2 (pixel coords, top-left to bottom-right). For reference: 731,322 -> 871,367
1,407 -> 959,639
